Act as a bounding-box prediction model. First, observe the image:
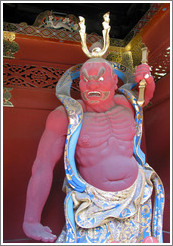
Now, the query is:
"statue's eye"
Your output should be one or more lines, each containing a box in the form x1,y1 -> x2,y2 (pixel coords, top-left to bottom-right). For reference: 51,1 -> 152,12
98,77 -> 104,81
84,77 -> 88,82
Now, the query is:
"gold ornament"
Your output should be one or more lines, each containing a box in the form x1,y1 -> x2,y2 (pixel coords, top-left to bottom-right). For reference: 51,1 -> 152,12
79,12 -> 110,58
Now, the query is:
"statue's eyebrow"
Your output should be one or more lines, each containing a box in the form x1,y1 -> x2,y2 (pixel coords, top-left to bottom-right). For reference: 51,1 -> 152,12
82,69 -> 90,80
95,67 -> 105,80
82,66 -> 105,81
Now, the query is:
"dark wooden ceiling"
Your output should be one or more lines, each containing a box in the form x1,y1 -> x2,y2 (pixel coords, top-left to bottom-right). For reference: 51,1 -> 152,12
3,2 -> 150,39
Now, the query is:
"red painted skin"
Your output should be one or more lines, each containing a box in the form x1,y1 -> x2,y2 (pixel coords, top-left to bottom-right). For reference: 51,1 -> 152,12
23,59 -> 156,242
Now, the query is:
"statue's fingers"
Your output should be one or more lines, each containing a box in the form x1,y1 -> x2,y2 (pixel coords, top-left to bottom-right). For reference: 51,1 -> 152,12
135,68 -> 150,75
135,74 -> 144,83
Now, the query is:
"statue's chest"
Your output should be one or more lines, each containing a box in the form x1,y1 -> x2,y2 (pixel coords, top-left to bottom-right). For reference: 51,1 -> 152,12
77,105 -> 136,148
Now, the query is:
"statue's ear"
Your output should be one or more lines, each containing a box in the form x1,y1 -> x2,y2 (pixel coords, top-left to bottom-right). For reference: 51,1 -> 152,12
113,73 -> 118,89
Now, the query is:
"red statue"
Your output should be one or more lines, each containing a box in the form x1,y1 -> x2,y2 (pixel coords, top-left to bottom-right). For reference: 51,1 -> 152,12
23,58 -> 154,242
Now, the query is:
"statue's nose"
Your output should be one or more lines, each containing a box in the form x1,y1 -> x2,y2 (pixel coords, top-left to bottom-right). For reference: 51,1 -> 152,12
87,80 -> 98,90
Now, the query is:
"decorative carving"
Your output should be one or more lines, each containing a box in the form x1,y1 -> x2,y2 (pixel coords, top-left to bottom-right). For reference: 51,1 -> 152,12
3,22 -> 100,44
42,15 -> 79,32
3,22 -> 17,32
33,10 -> 79,32
3,63 -> 67,89
150,46 -> 170,82
3,87 -> 13,107
3,31 -> 19,58
33,10 -> 53,26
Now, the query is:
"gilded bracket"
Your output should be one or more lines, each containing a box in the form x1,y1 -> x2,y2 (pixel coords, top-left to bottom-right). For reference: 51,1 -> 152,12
107,33 -> 146,74
107,46 -> 134,73
3,31 -> 19,59
3,87 -> 14,107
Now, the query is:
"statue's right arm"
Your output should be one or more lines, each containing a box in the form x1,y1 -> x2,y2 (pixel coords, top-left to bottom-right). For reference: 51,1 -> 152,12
23,106 -> 68,242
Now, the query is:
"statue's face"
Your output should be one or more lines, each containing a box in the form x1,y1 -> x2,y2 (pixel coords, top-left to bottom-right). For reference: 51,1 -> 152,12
79,61 -> 118,105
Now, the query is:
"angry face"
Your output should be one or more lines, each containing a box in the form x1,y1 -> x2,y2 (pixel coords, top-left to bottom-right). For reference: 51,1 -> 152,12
79,58 -> 118,106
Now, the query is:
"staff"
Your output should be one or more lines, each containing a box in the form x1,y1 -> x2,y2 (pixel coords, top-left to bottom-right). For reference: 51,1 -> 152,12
137,47 -> 149,107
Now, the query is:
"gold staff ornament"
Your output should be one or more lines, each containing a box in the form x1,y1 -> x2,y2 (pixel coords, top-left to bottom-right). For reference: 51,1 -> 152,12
79,12 -> 111,58
137,47 -> 149,107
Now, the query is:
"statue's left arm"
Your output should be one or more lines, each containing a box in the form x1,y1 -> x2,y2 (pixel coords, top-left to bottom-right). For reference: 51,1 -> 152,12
135,64 -> 155,106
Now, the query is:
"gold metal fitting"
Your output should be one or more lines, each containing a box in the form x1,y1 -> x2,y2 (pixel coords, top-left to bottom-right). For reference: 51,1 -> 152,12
3,31 -> 16,42
137,46 -> 149,107
79,12 -> 111,58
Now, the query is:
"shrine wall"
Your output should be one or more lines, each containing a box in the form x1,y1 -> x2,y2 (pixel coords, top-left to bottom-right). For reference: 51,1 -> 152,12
144,73 -> 170,243
141,6 -> 170,242
3,39 -> 85,243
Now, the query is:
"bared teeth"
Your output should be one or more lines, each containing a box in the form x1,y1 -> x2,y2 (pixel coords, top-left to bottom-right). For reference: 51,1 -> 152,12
88,91 -> 101,97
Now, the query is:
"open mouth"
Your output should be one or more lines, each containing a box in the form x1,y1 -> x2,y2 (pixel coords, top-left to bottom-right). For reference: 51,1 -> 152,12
82,91 -> 110,103
88,91 -> 101,97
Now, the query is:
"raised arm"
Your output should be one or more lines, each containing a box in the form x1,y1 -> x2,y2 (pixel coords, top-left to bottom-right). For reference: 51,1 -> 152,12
135,64 -> 155,107
23,106 -> 68,242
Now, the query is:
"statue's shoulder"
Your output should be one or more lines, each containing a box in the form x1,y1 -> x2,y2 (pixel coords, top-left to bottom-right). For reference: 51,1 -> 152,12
114,94 -> 134,113
114,94 -> 129,105
45,106 -> 68,135
49,105 -> 68,118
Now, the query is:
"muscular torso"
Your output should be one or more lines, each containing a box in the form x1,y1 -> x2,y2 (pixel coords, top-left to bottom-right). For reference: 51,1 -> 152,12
75,103 -> 139,192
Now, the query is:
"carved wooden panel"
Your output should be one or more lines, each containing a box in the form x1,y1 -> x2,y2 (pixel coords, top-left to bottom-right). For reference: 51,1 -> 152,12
3,59 -> 68,89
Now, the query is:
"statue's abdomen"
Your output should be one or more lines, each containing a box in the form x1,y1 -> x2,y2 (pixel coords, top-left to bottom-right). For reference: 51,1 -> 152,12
75,105 -> 138,191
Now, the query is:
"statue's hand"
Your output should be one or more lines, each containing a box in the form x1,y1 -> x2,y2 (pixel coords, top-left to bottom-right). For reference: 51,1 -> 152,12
135,64 -> 154,85
23,222 -> 57,242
